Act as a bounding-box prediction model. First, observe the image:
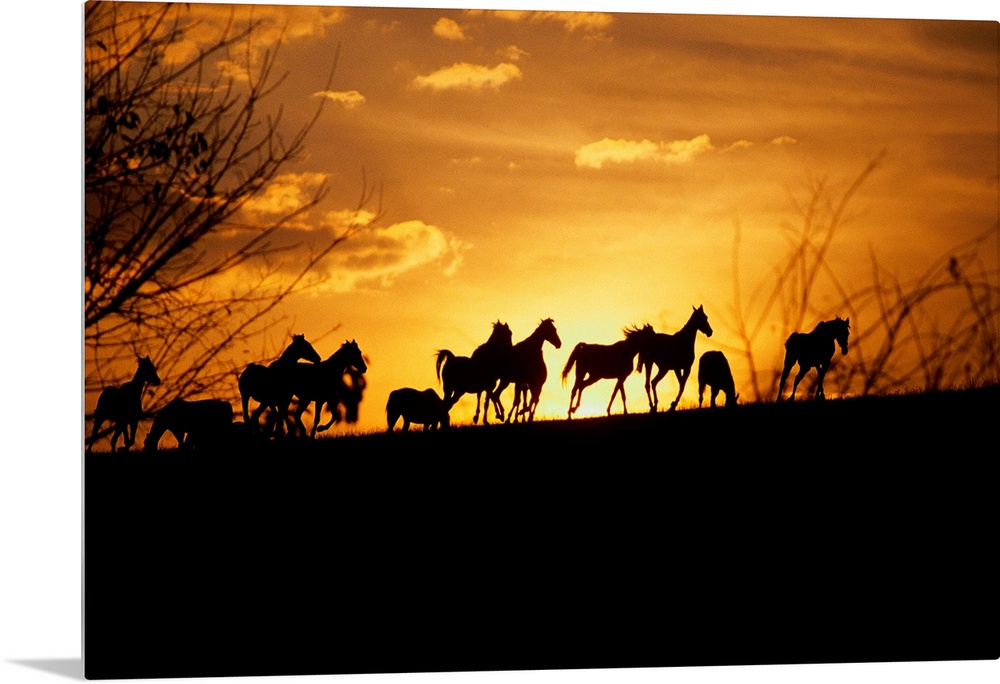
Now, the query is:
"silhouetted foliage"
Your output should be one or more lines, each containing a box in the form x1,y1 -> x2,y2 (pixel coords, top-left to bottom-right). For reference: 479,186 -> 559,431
84,2 -> 375,438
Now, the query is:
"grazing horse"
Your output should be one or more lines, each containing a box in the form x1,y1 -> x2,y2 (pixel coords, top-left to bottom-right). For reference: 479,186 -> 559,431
386,387 -> 450,431
238,334 -> 321,435
287,339 -> 367,438
638,305 -> 714,412
87,355 -> 161,453
777,316 -> 851,401
144,398 -> 234,451
697,350 -> 739,408
435,321 -> 513,424
492,318 -> 562,423
562,325 -> 654,418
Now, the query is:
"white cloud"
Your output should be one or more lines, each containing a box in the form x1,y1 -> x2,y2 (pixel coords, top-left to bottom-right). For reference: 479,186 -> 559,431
433,17 -> 467,41
574,134 -> 715,169
317,220 -> 469,292
470,9 -> 614,34
413,62 -> 522,91
239,172 -> 328,217
771,135 -> 799,146
314,90 -> 367,108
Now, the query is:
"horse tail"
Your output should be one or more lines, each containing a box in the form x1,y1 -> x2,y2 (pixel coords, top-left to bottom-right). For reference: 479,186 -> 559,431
561,343 -> 584,384
435,350 -> 454,383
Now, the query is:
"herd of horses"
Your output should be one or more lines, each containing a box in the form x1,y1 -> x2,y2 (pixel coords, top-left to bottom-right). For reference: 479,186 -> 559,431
86,307 -> 851,451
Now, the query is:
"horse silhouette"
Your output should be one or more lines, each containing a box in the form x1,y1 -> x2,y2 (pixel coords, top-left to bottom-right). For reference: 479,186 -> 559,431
638,305 -> 714,412
313,366 -> 367,433
287,339 -> 367,438
697,350 -> 739,408
435,321 -> 513,424
144,398 -> 234,451
87,355 -> 161,453
238,334 -> 321,435
562,325 -> 654,418
777,316 -> 851,401
491,318 -> 561,423
386,387 -> 450,431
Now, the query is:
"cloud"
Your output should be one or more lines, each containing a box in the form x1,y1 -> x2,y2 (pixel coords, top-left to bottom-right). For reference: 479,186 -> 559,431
771,135 -> 799,146
433,17 -> 467,41
239,173 -> 328,217
157,4 -> 348,66
470,10 -> 614,34
314,90 -> 366,108
574,134 -> 715,169
725,140 -> 755,151
317,220 -> 469,291
499,45 -> 530,61
413,62 -> 522,91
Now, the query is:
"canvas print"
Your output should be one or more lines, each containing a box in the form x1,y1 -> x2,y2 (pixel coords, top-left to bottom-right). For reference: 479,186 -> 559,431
83,2 -> 999,679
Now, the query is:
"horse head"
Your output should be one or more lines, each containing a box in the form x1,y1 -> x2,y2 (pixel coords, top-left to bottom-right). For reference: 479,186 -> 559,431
540,318 -> 562,349
693,305 -> 713,337
488,321 -> 513,347
137,355 -> 161,386
836,316 -> 851,355
338,339 -> 368,374
287,334 -> 322,364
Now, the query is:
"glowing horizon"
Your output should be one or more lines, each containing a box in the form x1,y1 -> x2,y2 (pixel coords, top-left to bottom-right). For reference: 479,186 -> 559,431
82,3 -> 999,443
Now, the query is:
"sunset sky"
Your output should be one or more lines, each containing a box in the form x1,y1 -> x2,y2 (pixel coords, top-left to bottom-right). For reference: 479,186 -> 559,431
80,1 -> 998,435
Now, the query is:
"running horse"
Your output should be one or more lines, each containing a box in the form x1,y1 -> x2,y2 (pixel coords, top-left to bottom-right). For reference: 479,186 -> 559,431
286,339 -> 367,438
435,321 -> 513,424
777,316 -> 850,401
562,324 -> 654,418
86,355 -> 161,453
491,318 -> 562,423
238,334 -> 321,435
638,305 -> 713,412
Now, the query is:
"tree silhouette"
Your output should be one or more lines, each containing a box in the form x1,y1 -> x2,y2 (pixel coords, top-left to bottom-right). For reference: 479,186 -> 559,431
84,2 -> 375,430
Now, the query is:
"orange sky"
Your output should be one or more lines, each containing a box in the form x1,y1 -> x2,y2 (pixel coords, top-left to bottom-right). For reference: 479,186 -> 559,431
81,1 -> 999,436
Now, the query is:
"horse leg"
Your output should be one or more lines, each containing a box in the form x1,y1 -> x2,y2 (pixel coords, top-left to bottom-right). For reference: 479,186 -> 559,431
87,415 -> 105,453
109,422 -> 122,453
669,368 -> 689,411
648,366 -> 667,412
608,378 -> 628,414
508,384 -> 522,423
568,377 -> 584,417
124,419 -> 137,450
491,381 -> 507,422
790,366 -> 810,401
643,365 -> 656,411
814,364 -> 828,400
777,356 -> 795,401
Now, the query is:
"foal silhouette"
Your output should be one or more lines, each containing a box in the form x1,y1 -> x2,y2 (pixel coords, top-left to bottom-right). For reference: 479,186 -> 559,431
435,321 -> 513,424
562,325 -> 654,418
638,305 -> 713,412
491,318 -> 562,423
777,316 -> 851,401
238,334 -> 321,435
87,355 -> 161,453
